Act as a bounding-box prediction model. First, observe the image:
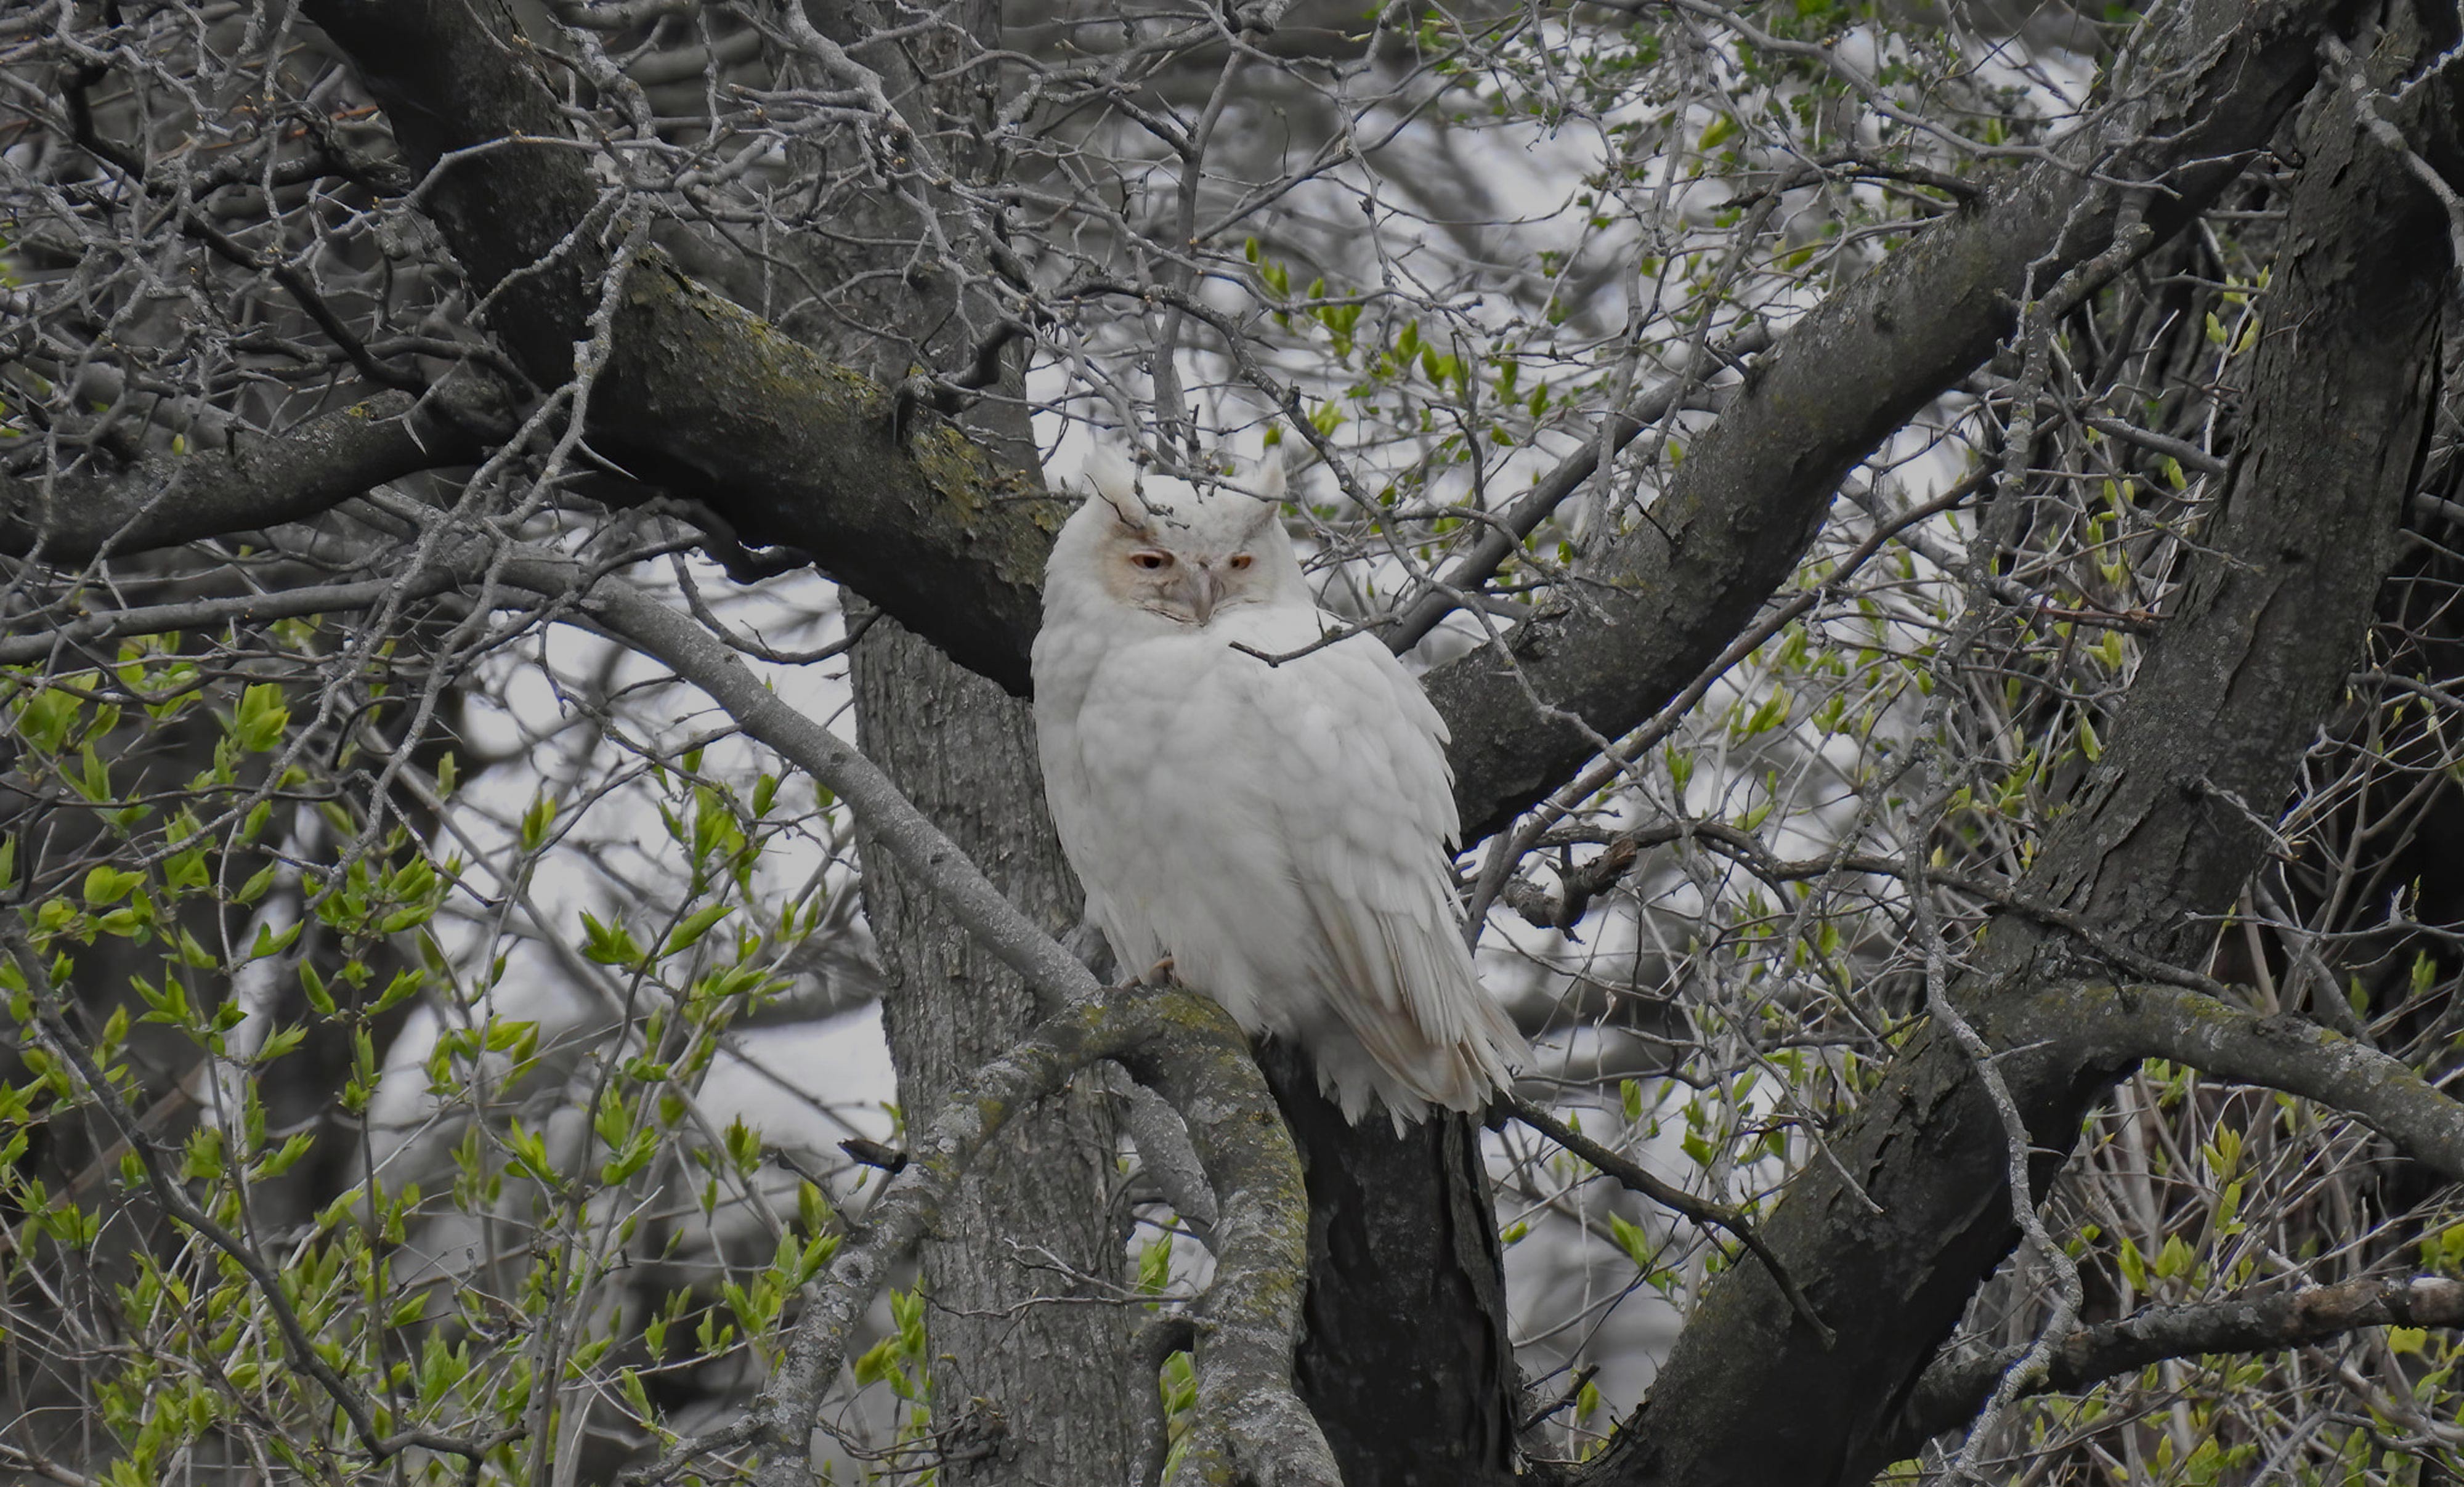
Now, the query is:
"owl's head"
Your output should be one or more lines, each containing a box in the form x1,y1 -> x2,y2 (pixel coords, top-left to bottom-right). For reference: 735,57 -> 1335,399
1052,444 -> 1303,626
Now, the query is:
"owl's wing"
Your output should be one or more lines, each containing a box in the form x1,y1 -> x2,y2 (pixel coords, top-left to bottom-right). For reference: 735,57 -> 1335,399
1238,618 -> 1526,1111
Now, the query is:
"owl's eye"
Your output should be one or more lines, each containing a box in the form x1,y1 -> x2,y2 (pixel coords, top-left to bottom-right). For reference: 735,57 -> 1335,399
1227,553 -> 1254,571
1129,550 -> 1173,570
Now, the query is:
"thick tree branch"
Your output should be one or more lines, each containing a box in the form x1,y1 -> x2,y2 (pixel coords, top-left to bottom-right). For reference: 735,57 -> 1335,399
2032,982 -> 2464,1181
284,0 -> 2357,840
1890,1276 -> 2464,1459
295,0 -> 1064,692
1581,13 -> 2453,1480
0,389 -> 492,566
1429,0 -> 2365,838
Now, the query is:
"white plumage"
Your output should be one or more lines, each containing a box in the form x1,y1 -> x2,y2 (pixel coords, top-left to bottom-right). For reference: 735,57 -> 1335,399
1032,445 -> 1528,1126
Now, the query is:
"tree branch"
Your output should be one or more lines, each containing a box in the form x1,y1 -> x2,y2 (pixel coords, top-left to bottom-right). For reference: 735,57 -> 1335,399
298,0 -> 1065,693
1383,322 -> 1773,653
1889,1276 -> 2464,1459
1,927 -> 514,1468
0,388 -> 493,566
2027,981 -> 2464,1181
1578,9 -> 2449,1477
1427,0 -> 2366,838
0,565 -> 474,668
1507,1095 -> 1833,1348
285,0 -> 2356,840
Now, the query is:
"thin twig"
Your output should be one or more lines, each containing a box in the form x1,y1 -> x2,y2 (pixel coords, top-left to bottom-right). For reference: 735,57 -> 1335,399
1508,1095 -> 1833,1348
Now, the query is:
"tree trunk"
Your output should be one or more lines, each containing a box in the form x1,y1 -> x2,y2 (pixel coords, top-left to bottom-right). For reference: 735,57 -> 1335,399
1260,1042 -> 1520,1487
851,618 -> 1137,1485
783,0 -> 1137,1474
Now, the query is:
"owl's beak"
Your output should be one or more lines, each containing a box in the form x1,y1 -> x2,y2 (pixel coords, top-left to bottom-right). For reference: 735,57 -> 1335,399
1172,565 -> 1222,625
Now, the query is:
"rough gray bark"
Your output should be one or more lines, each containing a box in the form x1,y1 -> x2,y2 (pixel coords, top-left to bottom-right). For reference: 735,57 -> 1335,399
849,619 -> 1138,1486
1577,17 -> 2455,1484
801,0 -> 1141,1475
1258,1043 -> 1518,1487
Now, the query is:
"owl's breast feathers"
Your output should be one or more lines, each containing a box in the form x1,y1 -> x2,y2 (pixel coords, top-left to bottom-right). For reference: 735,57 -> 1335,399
1032,593 -> 1526,1127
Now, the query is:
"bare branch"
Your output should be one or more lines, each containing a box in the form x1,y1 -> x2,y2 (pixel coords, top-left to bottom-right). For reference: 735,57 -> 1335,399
1385,323 -> 1772,652
1507,1095 -> 1833,1348
0,927 -> 515,1469
1425,0 -> 2357,838
283,0 -> 2357,838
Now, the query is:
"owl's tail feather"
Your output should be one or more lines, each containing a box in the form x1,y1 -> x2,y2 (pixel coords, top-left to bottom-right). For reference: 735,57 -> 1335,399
1292,877 -> 1529,1128
1335,941 -> 1528,1130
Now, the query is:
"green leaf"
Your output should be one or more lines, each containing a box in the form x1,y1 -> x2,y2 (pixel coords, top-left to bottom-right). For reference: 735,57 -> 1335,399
233,683 -> 290,752
853,1336 -> 900,1387
256,1023 -> 308,1064
83,865 -> 144,906
2154,1233 -> 2195,1280
580,911 -> 646,968
522,795 -> 558,852
507,1123 -> 557,1185
15,688 -> 81,753
298,963 -> 335,1016
249,919 -> 301,961
663,904 -> 734,957
252,1131 -> 315,1178
1608,1213 -> 1655,1271
371,968 -> 426,1015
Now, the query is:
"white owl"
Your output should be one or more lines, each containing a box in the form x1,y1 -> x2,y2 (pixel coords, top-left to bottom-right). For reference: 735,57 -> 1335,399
1032,444 -> 1528,1126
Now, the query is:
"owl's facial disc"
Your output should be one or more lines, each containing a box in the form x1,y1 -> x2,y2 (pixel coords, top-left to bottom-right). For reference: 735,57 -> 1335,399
1120,545 -> 1256,625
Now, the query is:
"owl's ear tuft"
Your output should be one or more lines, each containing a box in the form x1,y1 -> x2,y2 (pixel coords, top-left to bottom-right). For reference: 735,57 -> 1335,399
1235,455 -> 1287,538
1081,444 -> 1149,530
1253,455 -> 1286,504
